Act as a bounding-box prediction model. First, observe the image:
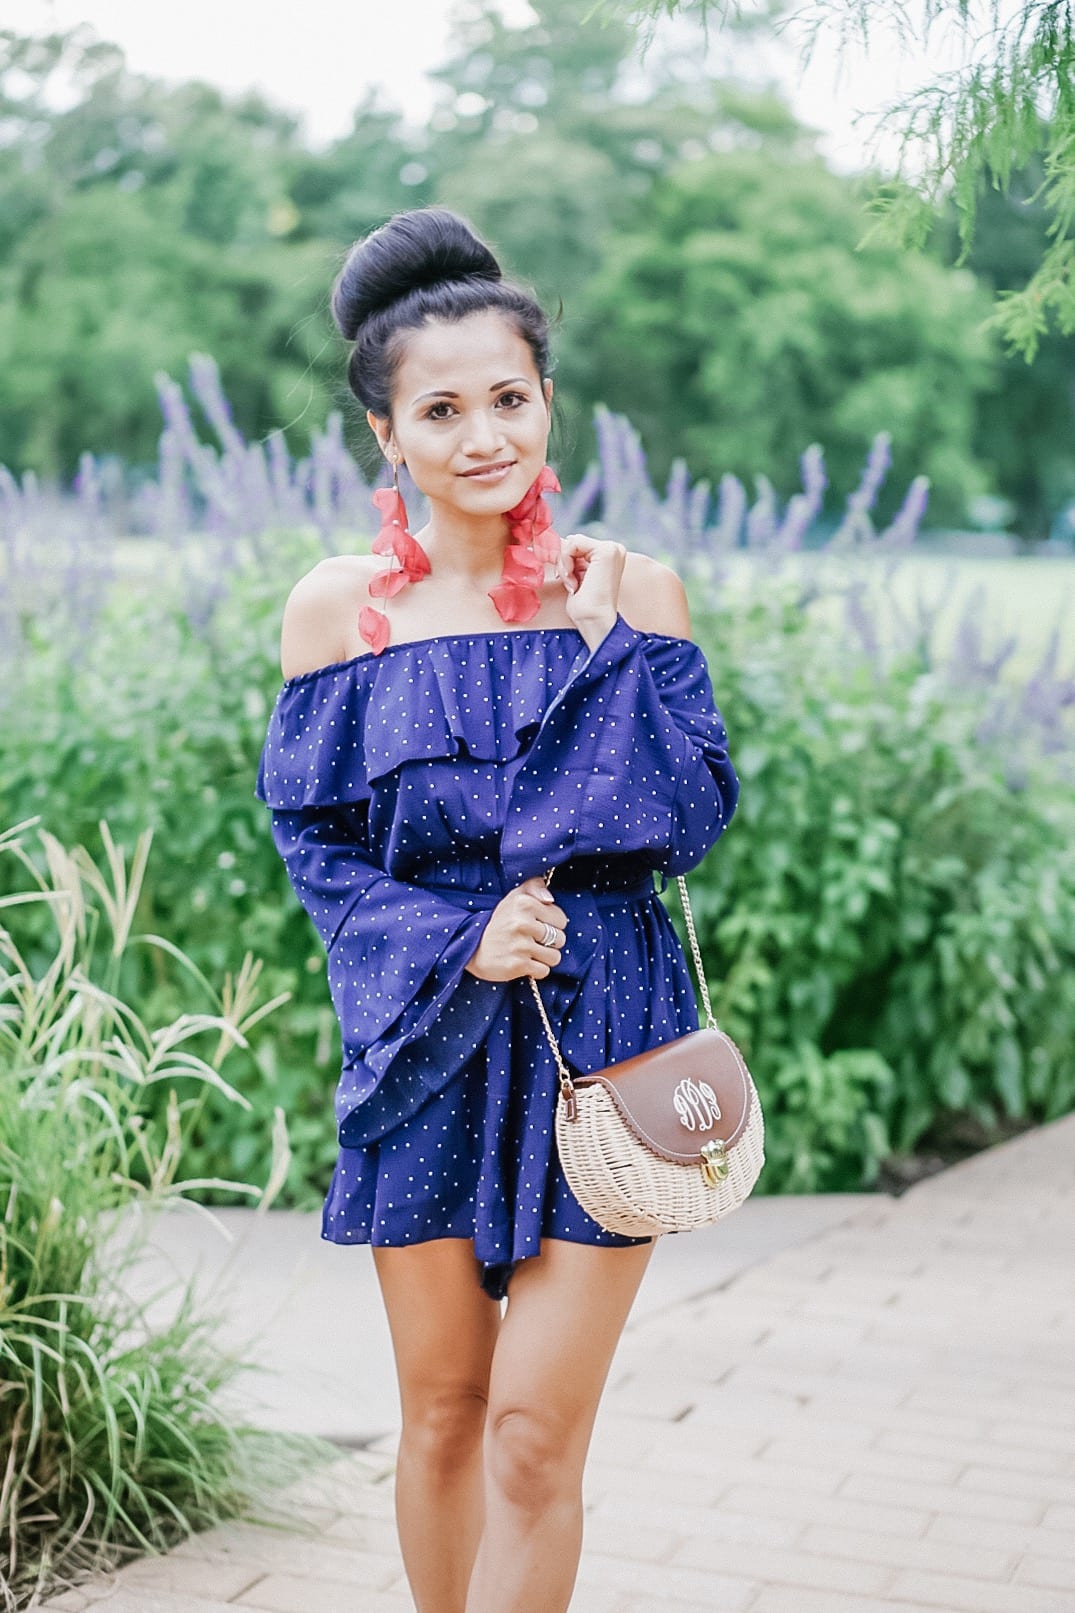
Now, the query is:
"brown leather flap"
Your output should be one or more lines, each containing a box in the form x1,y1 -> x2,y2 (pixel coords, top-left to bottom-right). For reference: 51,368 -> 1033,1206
573,1028 -> 755,1164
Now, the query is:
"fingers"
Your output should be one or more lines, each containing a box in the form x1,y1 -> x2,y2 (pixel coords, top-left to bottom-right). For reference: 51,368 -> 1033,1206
519,874 -> 560,907
526,915 -> 565,982
558,534 -> 627,559
557,536 -> 627,613
559,532 -> 623,551
510,877 -> 570,979
523,941 -> 559,981
517,878 -> 568,933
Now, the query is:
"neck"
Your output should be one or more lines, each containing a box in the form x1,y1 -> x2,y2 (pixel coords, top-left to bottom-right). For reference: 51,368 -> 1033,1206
417,504 -> 512,585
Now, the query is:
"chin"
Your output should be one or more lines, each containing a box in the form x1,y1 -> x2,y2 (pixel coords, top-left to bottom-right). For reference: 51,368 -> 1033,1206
500,461 -> 543,504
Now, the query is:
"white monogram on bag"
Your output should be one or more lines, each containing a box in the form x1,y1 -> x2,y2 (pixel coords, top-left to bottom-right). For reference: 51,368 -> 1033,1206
673,1077 -> 722,1132
536,867 -> 765,1233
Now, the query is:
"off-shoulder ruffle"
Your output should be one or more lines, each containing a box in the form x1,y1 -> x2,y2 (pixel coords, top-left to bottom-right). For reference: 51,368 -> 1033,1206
256,625 -> 697,810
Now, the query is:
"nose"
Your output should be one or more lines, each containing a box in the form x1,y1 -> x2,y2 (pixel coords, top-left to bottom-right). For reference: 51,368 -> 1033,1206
461,408 -> 508,457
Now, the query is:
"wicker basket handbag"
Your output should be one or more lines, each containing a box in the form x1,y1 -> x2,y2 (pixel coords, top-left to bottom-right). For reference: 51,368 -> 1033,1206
529,867 -> 765,1237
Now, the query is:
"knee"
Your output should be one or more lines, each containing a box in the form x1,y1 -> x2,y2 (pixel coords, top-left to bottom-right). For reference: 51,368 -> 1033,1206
401,1384 -> 488,1481
486,1406 -> 579,1514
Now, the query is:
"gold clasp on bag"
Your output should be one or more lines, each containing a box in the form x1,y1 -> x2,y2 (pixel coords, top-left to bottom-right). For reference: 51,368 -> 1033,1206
700,1138 -> 729,1186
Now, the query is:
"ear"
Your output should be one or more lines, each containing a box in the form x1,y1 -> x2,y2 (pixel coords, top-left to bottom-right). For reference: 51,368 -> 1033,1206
543,378 -> 554,411
366,409 -> 393,458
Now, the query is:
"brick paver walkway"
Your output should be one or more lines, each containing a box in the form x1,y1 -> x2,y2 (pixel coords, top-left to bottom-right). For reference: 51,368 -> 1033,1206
38,1114 -> 1075,1612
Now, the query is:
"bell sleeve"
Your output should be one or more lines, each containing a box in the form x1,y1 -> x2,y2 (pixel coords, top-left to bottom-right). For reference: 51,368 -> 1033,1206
256,684 -> 505,1147
500,612 -> 739,890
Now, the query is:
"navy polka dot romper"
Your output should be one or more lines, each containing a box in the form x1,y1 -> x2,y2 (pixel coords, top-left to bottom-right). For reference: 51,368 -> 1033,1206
255,613 -> 739,1299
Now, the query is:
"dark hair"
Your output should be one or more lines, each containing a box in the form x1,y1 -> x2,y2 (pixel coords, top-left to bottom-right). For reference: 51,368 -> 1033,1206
330,207 -> 554,423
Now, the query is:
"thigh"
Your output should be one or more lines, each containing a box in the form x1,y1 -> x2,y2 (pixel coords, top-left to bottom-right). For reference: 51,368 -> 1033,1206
373,1238 -> 502,1412
487,1238 -> 655,1452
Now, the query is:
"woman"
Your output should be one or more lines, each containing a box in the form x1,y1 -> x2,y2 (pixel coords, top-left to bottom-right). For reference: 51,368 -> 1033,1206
256,206 -> 739,1613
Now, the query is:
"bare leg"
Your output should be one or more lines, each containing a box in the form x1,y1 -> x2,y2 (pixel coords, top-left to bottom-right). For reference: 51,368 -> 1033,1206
373,1239 -> 501,1613
465,1237 -> 655,1613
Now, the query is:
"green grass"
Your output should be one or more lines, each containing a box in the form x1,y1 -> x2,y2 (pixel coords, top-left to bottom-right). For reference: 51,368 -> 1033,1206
0,820 -> 336,1610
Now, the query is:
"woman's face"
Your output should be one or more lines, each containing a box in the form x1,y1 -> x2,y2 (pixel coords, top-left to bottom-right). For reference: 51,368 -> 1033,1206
368,309 -> 553,521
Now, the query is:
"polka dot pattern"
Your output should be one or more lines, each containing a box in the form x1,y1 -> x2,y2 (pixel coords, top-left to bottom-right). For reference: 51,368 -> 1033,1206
255,614 -> 740,1297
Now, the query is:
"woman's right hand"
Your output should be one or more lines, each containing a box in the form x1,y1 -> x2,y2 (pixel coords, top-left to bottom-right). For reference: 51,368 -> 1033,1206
464,875 -> 570,982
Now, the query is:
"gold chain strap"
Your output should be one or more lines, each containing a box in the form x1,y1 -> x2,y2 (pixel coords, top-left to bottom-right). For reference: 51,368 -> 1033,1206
673,871 -> 718,1031
527,867 -> 719,1109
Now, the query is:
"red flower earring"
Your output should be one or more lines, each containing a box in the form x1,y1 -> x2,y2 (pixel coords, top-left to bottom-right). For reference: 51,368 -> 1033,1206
358,451 -> 431,655
490,465 -> 563,623
358,460 -> 563,652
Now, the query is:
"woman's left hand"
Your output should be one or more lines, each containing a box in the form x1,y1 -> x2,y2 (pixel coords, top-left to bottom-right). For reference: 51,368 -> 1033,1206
556,534 -> 626,641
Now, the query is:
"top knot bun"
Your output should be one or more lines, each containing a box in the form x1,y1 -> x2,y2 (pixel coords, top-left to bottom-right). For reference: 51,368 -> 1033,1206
331,207 -> 502,340
331,206 -> 551,420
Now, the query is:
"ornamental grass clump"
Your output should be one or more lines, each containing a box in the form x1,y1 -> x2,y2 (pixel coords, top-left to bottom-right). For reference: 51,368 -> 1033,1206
0,819 -> 328,1612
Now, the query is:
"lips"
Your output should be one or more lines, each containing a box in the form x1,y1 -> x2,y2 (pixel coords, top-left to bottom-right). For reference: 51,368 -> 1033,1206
460,461 -> 515,477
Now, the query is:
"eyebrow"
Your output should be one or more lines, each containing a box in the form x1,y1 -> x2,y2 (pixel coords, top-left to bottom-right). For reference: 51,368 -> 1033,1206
412,377 -> 533,405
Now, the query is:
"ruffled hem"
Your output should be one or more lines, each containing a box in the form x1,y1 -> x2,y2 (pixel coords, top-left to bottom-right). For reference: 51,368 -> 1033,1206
256,627 -> 591,808
256,619 -> 709,811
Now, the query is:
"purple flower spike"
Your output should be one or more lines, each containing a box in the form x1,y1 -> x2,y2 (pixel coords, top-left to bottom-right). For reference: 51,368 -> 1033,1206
156,426 -> 193,542
843,577 -> 880,660
746,475 -> 778,549
687,478 -> 710,540
860,432 -> 893,511
189,353 -> 246,456
714,474 -> 746,552
776,443 -> 827,550
559,461 -> 601,530
665,457 -> 690,532
832,432 -> 893,548
879,476 -> 930,548
154,372 -> 196,442
1017,623 -> 1075,742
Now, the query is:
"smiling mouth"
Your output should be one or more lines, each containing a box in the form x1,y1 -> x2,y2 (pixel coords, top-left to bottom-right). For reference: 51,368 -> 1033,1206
461,461 -> 515,477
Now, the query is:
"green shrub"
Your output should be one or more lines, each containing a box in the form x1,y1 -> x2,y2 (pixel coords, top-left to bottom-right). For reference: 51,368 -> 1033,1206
1,539 -> 344,1207
690,586 -> 1075,1189
1,541 -> 1073,1201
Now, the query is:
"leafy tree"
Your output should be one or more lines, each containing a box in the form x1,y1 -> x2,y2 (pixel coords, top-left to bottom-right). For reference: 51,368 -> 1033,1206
0,182 -> 333,477
285,88 -> 421,244
419,0 -> 834,474
0,28 -> 337,477
575,148 -> 995,522
0,27 -> 301,228
422,0 -> 811,239
418,0 -> 668,309
597,0 -> 1075,357
426,0 -> 637,142
946,157 -> 1075,539
437,130 -> 620,308
0,5 -> 1022,525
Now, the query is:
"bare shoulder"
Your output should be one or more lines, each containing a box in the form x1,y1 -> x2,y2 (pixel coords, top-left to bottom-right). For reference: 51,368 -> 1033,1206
279,553 -> 378,680
618,551 -> 693,640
